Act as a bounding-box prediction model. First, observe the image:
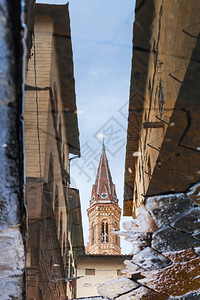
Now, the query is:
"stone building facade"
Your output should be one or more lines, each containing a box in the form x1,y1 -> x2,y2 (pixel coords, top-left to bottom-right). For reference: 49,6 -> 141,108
87,145 -> 121,255
24,4 -> 84,300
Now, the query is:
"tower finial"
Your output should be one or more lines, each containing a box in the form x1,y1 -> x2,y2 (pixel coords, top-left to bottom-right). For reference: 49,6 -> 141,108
102,137 -> 105,151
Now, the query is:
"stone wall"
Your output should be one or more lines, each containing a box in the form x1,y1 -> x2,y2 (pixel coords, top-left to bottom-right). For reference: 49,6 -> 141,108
0,0 -> 25,299
98,184 -> 200,299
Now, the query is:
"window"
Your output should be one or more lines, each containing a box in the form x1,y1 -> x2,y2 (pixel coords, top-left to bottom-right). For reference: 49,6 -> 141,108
85,269 -> 95,275
106,222 -> 108,242
53,82 -> 58,115
39,289 -> 43,300
117,270 -> 122,276
62,144 -> 65,167
148,156 -> 151,177
59,212 -> 63,243
63,232 -> 65,255
101,222 -> 108,242
101,222 -> 104,242
50,82 -> 58,125
134,185 -> 138,208
158,79 -> 164,116
54,185 -> 58,225
148,78 -> 152,98
58,117 -> 62,140
139,161 -> 141,181
70,262 -> 73,277
47,153 -> 54,206
57,117 -> 62,152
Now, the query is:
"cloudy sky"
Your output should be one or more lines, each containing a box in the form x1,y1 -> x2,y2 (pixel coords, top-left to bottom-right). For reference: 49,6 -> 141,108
37,0 -> 136,253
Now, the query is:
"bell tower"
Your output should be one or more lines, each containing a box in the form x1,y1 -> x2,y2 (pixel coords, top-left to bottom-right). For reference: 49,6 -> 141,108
87,143 -> 121,255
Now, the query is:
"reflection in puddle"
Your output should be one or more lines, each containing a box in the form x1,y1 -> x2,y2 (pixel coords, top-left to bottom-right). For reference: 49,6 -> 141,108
22,0 -> 200,299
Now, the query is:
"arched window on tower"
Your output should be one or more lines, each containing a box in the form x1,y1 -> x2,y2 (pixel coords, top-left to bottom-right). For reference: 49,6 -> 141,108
91,222 -> 95,245
101,222 -> 104,242
106,222 -> 108,242
101,222 -> 108,243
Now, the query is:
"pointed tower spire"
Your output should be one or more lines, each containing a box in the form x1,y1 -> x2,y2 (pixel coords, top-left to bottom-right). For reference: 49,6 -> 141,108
102,137 -> 105,151
87,147 -> 121,255
93,145 -> 117,203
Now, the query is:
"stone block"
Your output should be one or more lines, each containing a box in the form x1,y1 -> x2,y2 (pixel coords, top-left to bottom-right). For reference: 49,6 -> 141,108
187,182 -> 200,205
146,194 -> 195,228
117,231 -> 150,242
175,289 -> 200,299
115,286 -> 168,300
139,256 -> 200,297
132,247 -> 171,271
164,248 -> 197,263
171,208 -> 200,234
192,232 -> 200,241
194,247 -> 200,256
97,277 -> 140,299
123,206 -> 158,233
122,259 -> 144,276
152,227 -> 200,252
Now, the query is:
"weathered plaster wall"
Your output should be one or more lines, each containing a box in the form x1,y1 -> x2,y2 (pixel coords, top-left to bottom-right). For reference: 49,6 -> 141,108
0,0 -> 25,299
77,255 -> 131,298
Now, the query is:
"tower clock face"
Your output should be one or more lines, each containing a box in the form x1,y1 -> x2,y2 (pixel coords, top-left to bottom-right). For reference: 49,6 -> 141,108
91,196 -> 95,201
113,196 -> 117,202
101,193 -> 107,199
